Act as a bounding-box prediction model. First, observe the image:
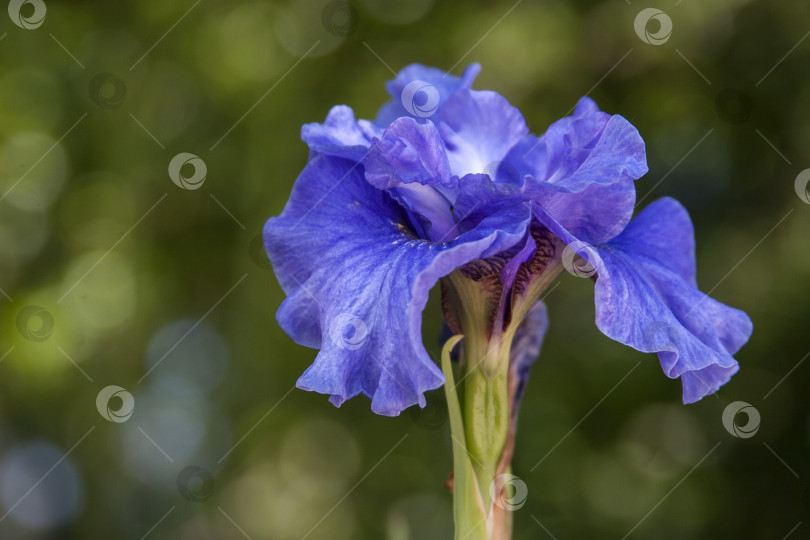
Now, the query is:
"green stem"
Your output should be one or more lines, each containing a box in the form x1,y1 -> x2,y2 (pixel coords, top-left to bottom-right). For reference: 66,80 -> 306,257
441,335 -> 489,540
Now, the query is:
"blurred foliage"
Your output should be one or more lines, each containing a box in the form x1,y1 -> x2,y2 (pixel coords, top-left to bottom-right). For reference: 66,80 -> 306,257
0,0 -> 809,538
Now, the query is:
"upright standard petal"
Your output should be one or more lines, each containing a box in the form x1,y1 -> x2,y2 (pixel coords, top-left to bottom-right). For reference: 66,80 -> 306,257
535,198 -> 753,402
375,63 -> 481,126
264,154 -> 532,415
300,62 -> 486,163
436,89 -> 529,178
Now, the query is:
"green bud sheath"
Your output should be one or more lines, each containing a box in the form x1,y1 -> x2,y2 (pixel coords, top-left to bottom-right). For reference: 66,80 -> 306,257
441,335 -> 489,540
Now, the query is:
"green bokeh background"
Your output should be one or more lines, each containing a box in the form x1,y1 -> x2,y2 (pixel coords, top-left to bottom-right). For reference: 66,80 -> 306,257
0,0 -> 808,538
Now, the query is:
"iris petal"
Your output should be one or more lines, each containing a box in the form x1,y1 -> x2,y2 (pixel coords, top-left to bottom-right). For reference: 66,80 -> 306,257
364,117 -> 453,189
535,197 -> 752,403
375,63 -> 481,126
505,101 -> 648,244
450,100 -> 647,245
301,105 -> 381,161
436,89 -> 529,178
363,117 -> 457,241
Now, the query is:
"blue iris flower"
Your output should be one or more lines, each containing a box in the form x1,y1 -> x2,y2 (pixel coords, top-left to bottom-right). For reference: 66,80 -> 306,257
264,64 -> 752,416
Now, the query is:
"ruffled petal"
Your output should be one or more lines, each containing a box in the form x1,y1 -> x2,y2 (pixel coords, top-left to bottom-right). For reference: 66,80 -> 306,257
452,168 -> 636,247
606,194 -> 697,285
364,117 -> 453,189
375,63 -> 481,126
436,89 -> 529,178
504,100 -> 648,244
301,105 -> 381,161
363,117 -> 457,241
451,99 -> 647,245
530,176 -> 637,246
264,154 -> 532,415
681,364 -> 739,402
547,112 -> 647,190
534,197 -> 752,403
